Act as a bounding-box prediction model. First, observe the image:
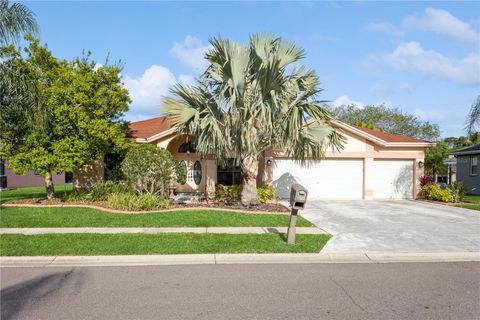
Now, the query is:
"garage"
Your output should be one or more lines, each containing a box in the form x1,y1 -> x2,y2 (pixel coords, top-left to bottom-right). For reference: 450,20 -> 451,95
272,159 -> 363,199
373,159 -> 413,199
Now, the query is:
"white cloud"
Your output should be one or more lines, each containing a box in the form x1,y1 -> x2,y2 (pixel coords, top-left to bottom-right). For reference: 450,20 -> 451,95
332,95 -> 365,108
403,7 -> 479,46
93,63 -> 103,71
367,22 -> 404,38
380,42 -> 480,86
414,108 -> 443,121
179,74 -> 196,86
123,65 -> 176,114
170,35 -> 211,72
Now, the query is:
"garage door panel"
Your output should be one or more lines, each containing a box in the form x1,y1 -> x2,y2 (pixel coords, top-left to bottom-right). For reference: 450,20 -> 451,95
373,160 -> 413,199
272,159 -> 363,199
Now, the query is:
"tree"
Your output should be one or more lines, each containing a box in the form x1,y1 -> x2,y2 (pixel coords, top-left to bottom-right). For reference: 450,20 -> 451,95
0,0 -> 39,44
329,104 -> 441,141
121,144 -> 184,197
465,95 -> 480,135
163,34 -> 344,206
0,38 -> 130,199
424,142 -> 449,176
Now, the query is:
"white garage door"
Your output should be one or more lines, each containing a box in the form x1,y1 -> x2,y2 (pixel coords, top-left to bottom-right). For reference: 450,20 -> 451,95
272,159 -> 363,199
373,160 -> 413,199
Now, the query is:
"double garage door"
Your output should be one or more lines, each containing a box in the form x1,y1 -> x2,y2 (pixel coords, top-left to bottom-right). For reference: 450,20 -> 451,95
272,159 -> 413,200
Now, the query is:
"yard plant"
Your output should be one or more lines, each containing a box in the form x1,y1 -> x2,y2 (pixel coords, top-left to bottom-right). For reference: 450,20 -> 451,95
164,34 -> 344,206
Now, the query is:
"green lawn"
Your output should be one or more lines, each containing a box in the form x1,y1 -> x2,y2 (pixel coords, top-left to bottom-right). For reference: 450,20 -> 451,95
463,194 -> 480,203
457,204 -> 480,211
0,206 -> 312,228
0,233 -> 330,256
0,184 -> 72,204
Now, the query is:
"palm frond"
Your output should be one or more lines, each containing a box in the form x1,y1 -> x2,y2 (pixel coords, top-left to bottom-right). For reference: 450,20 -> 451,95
0,0 -> 39,45
465,95 -> 480,135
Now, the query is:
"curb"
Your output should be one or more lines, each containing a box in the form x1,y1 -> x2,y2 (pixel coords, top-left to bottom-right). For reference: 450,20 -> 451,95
1,252 -> 479,267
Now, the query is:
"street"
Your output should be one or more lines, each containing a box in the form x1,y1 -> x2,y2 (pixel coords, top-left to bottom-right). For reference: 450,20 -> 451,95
2,262 -> 479,320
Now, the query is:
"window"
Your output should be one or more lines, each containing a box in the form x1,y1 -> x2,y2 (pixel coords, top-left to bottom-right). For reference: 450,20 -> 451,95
178,142 -> 196,153
178,161 -> 187,185
471,156 -> 478,176
193,161 -> 202,185
217,159 -> 243,186
0,158 -> 4,177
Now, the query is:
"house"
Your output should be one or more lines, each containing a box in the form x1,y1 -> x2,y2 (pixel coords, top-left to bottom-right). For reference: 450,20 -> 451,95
126,116 -> 434,200
0,159 -> 65,189
449,145 -> 480,195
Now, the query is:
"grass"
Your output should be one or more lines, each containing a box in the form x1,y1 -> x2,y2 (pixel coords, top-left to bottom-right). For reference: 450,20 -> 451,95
0,184 -> 73,204
0,233 -> 330,256
463,194 -> 480,203
0,206 -> 313,228
457,204 -> 480,211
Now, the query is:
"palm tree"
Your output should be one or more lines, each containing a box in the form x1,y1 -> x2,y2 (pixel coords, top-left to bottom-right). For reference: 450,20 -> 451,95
0,0 -> 39,45
466,95 -> 480,135
163,34 -> 344,206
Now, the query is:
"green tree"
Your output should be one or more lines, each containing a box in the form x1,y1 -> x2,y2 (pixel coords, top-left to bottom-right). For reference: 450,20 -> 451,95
329,104 -> 440,141
466,95 -> 480,135
121,144 -> 184,197
0,38 -> 130,199
0,0 -> 39,44
164,34 -> 344,206
424,142 -> 449,176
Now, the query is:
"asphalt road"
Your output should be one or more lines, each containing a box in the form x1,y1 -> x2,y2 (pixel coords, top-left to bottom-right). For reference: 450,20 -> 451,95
1,262 -> 479,320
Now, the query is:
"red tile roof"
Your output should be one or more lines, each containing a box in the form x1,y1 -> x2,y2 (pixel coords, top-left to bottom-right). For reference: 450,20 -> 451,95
351,125 -> 429,143
126,116 -> 172,139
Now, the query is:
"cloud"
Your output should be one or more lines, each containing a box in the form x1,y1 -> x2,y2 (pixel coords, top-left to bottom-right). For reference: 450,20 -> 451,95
93,63 -> 103,71
179,74 -> 196,86
370,84 -> 394,97
367,22 -> 404,38
332,95 -> 365,108
380,42 -> 480,86
170,35 -> 211,72
123,65 -> 176,114
400,82 -> 414,94
403,7 -> 479,46
414,108 -> 443,121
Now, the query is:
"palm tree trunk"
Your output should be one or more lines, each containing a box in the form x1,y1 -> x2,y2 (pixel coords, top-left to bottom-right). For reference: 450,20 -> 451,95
44,171 -> 55,199
241,156 -> 258,206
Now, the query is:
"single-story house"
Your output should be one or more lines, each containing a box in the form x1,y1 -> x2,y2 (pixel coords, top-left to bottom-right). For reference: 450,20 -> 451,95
0,159 -> 65,189
449,145 -> 480,195
126,116 -> 434,200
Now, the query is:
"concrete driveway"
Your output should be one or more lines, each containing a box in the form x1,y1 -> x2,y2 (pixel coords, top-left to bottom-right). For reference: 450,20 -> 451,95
301,200 -> 480,253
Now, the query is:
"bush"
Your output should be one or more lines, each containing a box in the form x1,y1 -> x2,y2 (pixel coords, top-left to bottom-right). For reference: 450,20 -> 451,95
450,181 -> 466,202
257,185 -> 276,204
419,175 -> 434,187
214,184 -> 242,203
421,184 -> 455,203
121,144 -> 184,197
108,192 -> 171,211
68,181 -> 131,202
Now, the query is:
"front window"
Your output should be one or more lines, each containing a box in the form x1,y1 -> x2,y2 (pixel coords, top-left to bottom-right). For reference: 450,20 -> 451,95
178,142 -> 196,153
471,156 -> 478,176
193,161 -> 202,185
217,159 -> 242,186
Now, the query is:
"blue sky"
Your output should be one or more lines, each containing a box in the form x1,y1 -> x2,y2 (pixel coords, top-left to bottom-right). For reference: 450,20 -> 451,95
24,1 -> 480,138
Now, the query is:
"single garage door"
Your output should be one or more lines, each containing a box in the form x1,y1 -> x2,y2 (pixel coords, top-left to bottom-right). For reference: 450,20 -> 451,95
272,159 -> 363,199
373,159 -> 413,199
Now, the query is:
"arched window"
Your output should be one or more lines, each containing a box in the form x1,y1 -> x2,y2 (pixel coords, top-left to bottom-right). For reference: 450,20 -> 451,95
193,161 -> 202,185
178,161 -> 187,185
178,141 -> 196,153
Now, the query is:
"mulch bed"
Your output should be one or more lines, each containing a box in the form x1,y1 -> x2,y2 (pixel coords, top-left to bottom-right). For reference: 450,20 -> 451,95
4,198 -> 290,213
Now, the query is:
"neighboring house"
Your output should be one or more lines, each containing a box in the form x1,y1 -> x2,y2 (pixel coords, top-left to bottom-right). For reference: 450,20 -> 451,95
0,159 -> 65,189
126,116 -> 434,200
449,145 -> 480,195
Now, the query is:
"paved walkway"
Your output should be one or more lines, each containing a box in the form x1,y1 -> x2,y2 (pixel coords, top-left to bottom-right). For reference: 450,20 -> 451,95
0,227 -> 326,235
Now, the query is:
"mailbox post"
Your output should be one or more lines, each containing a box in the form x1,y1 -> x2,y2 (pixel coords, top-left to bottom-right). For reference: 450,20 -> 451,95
287,184 -> 308,245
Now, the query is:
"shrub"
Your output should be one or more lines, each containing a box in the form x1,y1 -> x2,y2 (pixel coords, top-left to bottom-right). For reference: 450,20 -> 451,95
450,181 -> 466,202
257,185 -> 276,204
421,184 -> 455,203
68,181 -> 131,202
121,144 -> 184,197
108,192 -> 171,211
214,184 -> 242,203
419,175 -> 434,187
